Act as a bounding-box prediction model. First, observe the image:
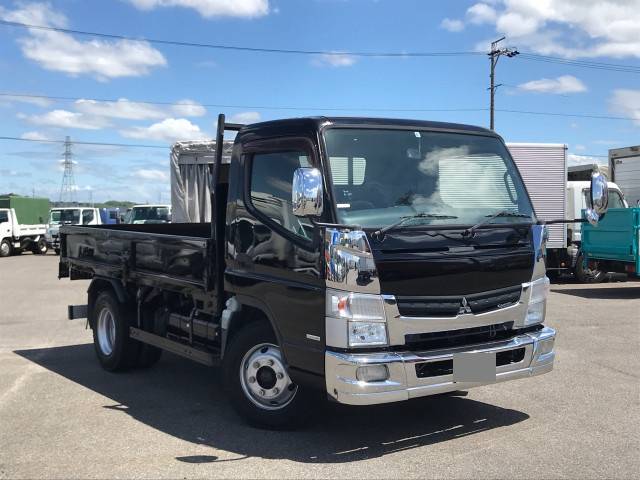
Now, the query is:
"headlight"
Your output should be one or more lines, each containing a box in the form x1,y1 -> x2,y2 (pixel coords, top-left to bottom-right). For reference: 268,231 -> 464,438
326,289 -> 385,320
348,321 -> 387,347
525,276 -> 550,326
326,289 -> 388,347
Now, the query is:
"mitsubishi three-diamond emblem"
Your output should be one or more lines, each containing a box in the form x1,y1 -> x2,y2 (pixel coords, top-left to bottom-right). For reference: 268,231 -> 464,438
458,297 -> 472,314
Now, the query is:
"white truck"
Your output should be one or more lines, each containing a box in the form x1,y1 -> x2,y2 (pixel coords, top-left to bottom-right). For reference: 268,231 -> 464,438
46,207 -> 102,254
125,204 -> 172,224
609,146 -> 640,207
0,195 -> 50,257
507,145 -> 627,282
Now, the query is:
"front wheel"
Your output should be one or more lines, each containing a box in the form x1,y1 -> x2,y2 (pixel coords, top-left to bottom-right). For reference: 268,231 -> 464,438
0,239 -> 12,257
574,254 -> 606,284
223,322 -> 313,429
92,290 -> 139,372
32,237 -> 48,254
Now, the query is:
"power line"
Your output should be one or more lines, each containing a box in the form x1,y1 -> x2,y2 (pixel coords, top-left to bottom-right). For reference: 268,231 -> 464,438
0,136 -> 166,148
518,53 -> 640,74
3,20 -> 640,74
0,92 -> 488,113
496,109 -> 636,121
4,91 -> 637,122
0,20 -> 482,58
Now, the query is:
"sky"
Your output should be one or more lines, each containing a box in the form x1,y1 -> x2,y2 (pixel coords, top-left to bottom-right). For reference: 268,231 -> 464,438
1,0 -> 640,204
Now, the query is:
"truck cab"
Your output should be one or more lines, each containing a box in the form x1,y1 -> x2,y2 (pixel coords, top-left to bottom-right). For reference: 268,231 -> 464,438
46,207 -> 101,254
125,204 -> 172,224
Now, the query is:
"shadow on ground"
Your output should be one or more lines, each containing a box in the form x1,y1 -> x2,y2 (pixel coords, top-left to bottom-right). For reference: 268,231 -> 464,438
15,344 -> 529,463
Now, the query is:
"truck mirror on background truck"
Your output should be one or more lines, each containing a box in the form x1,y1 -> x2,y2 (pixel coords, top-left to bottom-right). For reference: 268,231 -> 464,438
585,172 -> 609,227
292,167 -> 324,217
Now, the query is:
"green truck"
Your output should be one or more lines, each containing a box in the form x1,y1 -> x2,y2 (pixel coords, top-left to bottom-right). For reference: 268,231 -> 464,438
0,195 -> 50,257
581,207 -> 640,278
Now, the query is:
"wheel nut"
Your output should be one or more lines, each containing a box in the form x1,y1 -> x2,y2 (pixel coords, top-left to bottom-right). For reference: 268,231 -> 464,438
267,359 -> 274,367
253,362 -> 260,369
248,377 -> 256,384
276,373 -> 284,380
272,388 -> 279,395
259,389 -> 265,396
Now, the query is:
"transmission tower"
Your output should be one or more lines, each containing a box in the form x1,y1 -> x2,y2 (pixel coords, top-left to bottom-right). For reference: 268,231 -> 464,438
59,136 -> 78,205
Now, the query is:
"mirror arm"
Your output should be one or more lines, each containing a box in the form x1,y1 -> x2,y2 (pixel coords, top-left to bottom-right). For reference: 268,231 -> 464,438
541,218 -> 589,225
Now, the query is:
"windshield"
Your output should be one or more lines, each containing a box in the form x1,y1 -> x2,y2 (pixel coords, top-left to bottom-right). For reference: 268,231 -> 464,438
130,206 -> 170,223
48,209 -> 80,225
324,128 -> 534,228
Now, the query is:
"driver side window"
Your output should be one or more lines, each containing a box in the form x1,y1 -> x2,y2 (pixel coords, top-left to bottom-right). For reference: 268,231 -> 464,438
249,150 -> 313,240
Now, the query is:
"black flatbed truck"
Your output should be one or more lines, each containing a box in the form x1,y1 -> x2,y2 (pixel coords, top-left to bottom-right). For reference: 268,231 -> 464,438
60,114 -> 576,428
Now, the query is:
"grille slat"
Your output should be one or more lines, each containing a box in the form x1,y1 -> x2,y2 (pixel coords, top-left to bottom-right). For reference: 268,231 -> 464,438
396,285 -> 522,317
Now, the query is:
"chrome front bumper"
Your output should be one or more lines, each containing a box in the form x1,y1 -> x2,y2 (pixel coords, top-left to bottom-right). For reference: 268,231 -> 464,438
325,326 -> 555,405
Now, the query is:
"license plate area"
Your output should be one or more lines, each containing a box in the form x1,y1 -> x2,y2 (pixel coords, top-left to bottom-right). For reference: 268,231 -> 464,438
453,351 -> 496,383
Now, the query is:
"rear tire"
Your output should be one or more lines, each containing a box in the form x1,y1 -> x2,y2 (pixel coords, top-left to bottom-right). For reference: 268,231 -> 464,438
574,254 -> 606,284
92,290 -> 139,372
0,240 -> 12,257
32,237 -> 48,254
223,322 -> 313,429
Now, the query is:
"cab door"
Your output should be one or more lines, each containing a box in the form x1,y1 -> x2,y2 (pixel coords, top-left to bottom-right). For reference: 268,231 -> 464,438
228,137 -> 327,376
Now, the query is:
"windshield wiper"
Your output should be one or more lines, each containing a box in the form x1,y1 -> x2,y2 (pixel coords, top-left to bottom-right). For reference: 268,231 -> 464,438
462,210 -> 531,238
373,212 -> 458,239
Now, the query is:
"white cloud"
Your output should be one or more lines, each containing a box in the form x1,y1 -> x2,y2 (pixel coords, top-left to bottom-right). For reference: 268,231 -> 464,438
574,144 -> 586,151
312,52 -> 357,68
1,2 -> 167,80
170,100 -> 207,117
442,0 -> 640,59
228,112 -> 261,124
467,3 -> 497,25
20,110 -> 112,130
20,131 -> 54,141
609,89 -> 640,126
440,18 -> 464,32
120,118 -> 211,143
2,93 -> 52,107
131,168 -> 169,182
568,154 -> 605,167
516,75 -> 588,94
126,0 -> 270,18
74,98 -> 206,120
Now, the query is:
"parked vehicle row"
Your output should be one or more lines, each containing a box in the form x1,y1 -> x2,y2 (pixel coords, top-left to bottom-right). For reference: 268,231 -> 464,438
508,145 -> 629,283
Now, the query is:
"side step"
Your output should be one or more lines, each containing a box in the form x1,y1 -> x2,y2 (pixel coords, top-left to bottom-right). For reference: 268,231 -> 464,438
129,327 -> 220,367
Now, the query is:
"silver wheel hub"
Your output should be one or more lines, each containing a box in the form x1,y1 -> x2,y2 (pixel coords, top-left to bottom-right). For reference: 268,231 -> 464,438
1,243 -> 9,256
97,307 -> 116,356
240,343 -> 297,410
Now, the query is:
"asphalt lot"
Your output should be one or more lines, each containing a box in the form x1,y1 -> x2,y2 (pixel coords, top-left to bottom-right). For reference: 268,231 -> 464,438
1,252 -> 639,479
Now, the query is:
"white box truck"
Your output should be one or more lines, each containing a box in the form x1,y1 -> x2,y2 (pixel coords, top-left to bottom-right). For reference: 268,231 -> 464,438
609,146 -> 640,207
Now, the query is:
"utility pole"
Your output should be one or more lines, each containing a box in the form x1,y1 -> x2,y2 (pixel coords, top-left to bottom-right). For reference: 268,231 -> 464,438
489,37 -> 519,130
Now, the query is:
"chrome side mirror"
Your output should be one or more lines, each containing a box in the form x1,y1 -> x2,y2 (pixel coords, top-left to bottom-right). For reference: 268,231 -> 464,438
585,172 -> 609,227
292,167 -> 323,217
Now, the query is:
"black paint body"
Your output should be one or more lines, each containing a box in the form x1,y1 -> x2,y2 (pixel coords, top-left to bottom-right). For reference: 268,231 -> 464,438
60,117 -> 536,388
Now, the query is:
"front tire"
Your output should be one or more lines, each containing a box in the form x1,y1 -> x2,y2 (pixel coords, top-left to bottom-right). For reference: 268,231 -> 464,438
32,237 -> 48,254
574,254 -> 606,284
92,290 -> 139,372
0,239 -> 12,257
223,322 -> 312,429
